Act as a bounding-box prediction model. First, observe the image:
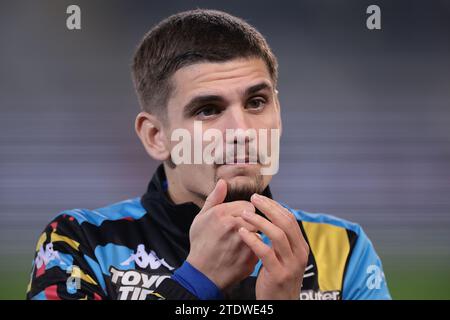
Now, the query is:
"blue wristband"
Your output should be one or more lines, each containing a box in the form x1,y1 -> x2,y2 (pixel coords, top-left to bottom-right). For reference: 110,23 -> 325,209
171,261 -> 224,300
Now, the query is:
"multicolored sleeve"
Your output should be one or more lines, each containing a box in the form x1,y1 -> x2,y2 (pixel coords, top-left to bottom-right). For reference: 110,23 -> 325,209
342,225 -> 392,300
26,214 -> 106,300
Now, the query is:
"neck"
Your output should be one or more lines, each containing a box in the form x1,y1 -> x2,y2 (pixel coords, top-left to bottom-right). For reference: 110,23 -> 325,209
163,163 -> 205,208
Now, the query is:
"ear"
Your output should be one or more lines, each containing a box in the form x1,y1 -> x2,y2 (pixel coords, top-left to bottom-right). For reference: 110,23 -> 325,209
135,111 -> 170,161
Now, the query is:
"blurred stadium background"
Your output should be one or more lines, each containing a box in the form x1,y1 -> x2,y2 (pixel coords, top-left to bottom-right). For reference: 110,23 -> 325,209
0,0 -> 449,299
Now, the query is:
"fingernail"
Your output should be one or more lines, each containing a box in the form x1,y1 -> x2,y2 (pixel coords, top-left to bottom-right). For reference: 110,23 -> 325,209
251,194 -> 261,202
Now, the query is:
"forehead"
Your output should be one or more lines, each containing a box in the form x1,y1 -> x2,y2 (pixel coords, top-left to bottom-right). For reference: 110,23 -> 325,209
169,57 -> 273,100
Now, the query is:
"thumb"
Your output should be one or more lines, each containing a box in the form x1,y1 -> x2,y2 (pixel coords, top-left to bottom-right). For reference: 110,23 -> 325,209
200,179 -> 227,213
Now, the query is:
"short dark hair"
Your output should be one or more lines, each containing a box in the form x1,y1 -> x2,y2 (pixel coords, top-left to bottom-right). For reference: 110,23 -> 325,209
131,9 -> 278,117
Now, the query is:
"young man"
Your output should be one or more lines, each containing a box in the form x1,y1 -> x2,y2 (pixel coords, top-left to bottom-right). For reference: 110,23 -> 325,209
27,9 -> 391,300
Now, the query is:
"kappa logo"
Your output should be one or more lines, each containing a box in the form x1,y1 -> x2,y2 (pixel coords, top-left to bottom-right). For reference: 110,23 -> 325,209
120,244 -> 174,270
35,243 -> 64,269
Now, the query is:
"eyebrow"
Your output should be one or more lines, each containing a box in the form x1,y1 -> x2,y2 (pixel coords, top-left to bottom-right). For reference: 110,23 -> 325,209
244,81 -> 272,96
182,81 -> 273,118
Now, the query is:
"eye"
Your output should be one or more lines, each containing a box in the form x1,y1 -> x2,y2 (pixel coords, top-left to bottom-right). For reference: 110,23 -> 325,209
195,105 -> 222,119
246,97 -> 266,110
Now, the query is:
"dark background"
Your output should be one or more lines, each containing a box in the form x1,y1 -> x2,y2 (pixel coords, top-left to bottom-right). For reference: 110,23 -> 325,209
1,0 -> 449,299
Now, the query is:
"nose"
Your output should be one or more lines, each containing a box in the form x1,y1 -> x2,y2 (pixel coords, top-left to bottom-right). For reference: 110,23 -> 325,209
218,104 -> 259,165
225,105 -> 252,131
223,104 -> 254,143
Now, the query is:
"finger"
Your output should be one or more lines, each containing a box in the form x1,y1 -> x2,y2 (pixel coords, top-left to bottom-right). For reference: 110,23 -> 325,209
220,201 -> 257,231
221,201 -> 255,217
233,217 -> 258,233
251,194 -> 304,254
201,179 -> 227,213
238,227 -> 281,272
251,194 -> 290,223
241,210 -> 293,260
